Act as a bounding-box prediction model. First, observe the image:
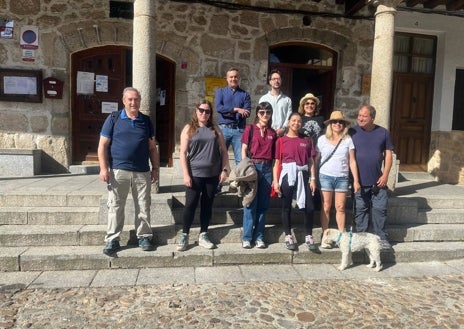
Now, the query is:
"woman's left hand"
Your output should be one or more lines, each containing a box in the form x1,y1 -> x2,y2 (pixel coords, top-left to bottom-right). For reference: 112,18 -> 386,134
219,171 -> 228,184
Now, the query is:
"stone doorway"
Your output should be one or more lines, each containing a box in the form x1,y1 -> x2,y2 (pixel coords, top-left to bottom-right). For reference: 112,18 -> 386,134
268,43 -> 337,119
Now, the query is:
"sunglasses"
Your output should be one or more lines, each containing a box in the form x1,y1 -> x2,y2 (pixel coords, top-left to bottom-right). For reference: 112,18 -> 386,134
331,120 -> 345,124
305,102 -> 316,106
258,110 -> 272,116
197,108 -> 211,115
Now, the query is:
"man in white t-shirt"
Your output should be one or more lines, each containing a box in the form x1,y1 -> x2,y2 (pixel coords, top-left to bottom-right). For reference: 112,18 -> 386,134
259,69 -> 292,136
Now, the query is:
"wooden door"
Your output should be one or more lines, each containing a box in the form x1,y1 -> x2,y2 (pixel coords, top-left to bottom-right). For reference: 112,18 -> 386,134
71,46 -> 130,163
390,74 -> 434,166
156,56 -> 175,166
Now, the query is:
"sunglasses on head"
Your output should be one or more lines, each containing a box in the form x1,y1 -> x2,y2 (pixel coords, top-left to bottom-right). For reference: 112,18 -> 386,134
197,108 -> 211,115
258,110 -> 272,116
331,120 -> 345,124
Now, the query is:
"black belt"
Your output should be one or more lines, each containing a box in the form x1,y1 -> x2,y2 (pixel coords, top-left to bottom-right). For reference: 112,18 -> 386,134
251,159 -> 272,165
219,123 -> 241,129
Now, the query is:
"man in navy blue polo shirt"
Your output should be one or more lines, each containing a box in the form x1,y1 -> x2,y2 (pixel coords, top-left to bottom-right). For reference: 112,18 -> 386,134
215,68 -> 251,164
350,104 -> 394,250
98,87 -> 159,255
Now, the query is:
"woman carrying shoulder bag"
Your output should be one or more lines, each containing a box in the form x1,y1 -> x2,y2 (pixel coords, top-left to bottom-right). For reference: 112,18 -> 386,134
316,110 -> 360,249
240,102 -> 277,249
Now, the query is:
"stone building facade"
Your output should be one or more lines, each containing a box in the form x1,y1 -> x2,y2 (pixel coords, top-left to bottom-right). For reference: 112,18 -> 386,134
0,0 -> 462,183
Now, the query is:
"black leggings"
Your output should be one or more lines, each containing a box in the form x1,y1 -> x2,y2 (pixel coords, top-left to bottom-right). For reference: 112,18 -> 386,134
182,176 -> 219,234
280,172 -> 314,236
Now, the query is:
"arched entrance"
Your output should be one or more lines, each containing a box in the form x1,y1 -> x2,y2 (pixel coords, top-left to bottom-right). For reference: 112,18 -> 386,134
71,46 -> 175,166
268,43 -> 337,118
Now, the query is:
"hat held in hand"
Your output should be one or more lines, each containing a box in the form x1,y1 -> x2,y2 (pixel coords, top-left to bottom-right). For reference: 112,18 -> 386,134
324,110 -> 351,126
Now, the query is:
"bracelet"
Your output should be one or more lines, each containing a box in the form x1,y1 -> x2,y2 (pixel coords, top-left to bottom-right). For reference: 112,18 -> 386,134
310,177 -> 316,181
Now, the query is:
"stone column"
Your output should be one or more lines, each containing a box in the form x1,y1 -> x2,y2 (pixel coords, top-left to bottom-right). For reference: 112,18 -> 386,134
369,0 -> 400,128
133,0 -> 156,118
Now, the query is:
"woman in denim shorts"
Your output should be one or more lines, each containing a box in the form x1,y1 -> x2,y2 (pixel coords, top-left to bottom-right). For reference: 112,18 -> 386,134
316,111 -> 360,249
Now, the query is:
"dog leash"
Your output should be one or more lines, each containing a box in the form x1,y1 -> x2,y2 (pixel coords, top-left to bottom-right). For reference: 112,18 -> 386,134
336,230 -> 353,250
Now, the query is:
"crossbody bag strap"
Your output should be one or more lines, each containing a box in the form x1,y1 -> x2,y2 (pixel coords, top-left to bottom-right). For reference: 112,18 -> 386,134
319,137 -> 343,169
246,124 -> 254,158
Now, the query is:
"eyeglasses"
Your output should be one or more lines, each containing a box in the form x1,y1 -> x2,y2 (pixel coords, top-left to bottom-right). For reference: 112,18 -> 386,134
258,110 -> 272,116
270,77 -> 281,81
331,120 -> 345,124
305,102 -> 316,106
197,108 -> 211,115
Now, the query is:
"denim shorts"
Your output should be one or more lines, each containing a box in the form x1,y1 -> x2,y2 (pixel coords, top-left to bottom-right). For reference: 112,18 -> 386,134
319,173 -> 350,192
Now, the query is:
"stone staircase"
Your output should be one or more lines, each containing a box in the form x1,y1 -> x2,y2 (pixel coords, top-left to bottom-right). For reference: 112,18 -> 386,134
1,170 -> 464,272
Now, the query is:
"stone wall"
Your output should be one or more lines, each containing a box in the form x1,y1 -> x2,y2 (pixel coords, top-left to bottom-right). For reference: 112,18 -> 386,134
428,131 -> 464,184
1,0 -> 374,173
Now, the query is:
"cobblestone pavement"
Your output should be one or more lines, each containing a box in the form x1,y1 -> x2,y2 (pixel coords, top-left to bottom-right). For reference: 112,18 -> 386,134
1,270 -> 464,328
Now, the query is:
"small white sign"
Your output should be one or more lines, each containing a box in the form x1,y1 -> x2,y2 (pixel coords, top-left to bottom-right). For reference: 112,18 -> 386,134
101,101 -> 119,114
96,75 -> 108,92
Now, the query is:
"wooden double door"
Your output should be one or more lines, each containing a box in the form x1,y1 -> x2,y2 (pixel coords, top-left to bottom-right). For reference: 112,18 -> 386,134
71,46 -> 175,166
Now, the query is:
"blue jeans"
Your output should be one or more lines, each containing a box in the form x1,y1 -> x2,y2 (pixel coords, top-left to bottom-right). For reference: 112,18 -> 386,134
220,126 -> 243,165
242,163 -> 272,242
353,186 -> 388,240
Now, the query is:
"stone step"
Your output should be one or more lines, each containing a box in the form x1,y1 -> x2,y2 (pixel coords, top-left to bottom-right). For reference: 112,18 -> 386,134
2,241 -> 464,272
2,223 -> 464,248
0,206 -> 100,225
1,199 -> 462,227
0,192 -> 104,207
400,196 -> 464,210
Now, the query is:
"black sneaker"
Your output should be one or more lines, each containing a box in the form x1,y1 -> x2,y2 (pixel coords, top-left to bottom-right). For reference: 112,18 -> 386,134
139,237 -> 154,251
305,235 -> 321,254
103,240 -> 121,255
285,235 -> 297,251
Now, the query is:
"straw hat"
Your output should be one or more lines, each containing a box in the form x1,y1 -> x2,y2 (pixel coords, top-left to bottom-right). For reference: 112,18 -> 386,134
324,110 -> 351,126
299,93 -> 320,107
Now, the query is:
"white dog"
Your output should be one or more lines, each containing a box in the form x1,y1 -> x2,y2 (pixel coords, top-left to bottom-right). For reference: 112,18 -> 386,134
325,229 -> 382,272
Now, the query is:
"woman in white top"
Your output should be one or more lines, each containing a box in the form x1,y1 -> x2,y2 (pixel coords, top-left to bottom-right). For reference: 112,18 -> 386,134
316,110 -> 360,249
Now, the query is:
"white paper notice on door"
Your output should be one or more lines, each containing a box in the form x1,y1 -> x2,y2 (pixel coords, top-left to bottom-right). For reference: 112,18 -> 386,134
101,101 -> 119,114
76,71 -> 95,95
96,75 -> 108,92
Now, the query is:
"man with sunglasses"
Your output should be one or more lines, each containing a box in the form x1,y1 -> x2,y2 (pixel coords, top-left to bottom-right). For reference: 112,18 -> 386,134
349,104 -> 394,250
259,69 -> 292,136
215,68 -> 251,164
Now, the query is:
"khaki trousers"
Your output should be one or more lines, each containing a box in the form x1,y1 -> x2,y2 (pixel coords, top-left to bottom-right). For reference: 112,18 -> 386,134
104,169 -> 152,242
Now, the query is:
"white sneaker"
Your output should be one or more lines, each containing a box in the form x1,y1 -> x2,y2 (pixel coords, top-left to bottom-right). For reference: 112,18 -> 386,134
177,233 -> 188,251
198,232 -> 215,249
320,233 -> 332,249
242,240 -> 251,249
255,239 -> 266,249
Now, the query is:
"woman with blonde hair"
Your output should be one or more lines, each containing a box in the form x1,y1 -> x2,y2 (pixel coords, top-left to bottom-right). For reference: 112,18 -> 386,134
316,110 -> 360,249
177,99 -> 230,251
